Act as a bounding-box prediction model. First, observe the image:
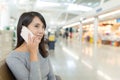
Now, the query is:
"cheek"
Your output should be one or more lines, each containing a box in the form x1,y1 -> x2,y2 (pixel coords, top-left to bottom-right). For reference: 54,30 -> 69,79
34,29 -> 45,35
42,30 -> 45,34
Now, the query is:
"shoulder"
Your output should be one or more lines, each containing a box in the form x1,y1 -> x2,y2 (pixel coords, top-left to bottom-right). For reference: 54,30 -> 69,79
6,50 -> 18,62
7,50 -> 29,58
6,51 -> 18,66
6,50 -> 29,65
6,50 -> 18,59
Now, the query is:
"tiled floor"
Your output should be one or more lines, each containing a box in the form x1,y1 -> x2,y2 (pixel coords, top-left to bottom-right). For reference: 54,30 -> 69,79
49,38 -> 120,80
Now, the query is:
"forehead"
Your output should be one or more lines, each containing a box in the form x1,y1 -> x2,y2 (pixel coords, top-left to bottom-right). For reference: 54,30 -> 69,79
31,16 -> 43,25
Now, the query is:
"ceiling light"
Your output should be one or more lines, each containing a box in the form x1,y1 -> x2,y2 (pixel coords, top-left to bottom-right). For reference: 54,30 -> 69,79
19,0 -> 28,4
67,4 -> 92,12
67,0 -> 76,3
88,2 -> 92,6
35,1 -> 61,8
63,22 -> 80,29
99,9 -> 120,19
82,18 -> 94,23
93,2 -> 100,7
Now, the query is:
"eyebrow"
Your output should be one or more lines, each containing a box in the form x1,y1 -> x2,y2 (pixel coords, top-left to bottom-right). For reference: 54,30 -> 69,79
35,23 -> 45,28
35,23 -> 40,25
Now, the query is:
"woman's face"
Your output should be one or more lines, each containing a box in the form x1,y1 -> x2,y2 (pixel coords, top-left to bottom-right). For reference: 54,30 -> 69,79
28,16 -> 45,43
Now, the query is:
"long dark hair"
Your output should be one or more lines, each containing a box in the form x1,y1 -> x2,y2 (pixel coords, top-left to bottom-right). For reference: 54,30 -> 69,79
15,11 -> 48,58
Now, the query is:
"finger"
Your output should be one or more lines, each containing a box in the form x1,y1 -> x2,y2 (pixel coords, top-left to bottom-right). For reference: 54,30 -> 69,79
34,37 -> 39,44
28,33 -> 31,44
32,36 -> 37,42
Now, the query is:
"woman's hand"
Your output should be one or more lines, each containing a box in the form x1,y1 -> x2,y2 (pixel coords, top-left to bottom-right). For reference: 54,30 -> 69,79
27,34 -> 40,61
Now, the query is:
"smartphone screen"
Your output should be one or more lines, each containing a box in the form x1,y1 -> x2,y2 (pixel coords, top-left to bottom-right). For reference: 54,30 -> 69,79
20,26 -> 34,43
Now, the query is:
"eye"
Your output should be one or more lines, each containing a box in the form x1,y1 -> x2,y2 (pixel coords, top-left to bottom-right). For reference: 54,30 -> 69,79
35,25 -> 39,28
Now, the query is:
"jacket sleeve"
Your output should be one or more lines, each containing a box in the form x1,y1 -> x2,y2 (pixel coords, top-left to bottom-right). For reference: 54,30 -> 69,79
6,57 -> 42,80
47,58 -> 56,80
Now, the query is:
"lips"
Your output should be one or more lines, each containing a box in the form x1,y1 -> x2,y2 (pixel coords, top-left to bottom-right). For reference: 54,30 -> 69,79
37,35 -> 43,39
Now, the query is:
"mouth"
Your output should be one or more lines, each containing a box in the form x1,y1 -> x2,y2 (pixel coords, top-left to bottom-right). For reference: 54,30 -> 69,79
37,35 -> 43,39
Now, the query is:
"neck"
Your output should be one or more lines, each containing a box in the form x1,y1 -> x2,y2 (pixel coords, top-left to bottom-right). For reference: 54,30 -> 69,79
15,42 -> 28,52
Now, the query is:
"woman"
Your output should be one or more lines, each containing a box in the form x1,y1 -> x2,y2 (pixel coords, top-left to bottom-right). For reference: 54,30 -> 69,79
6,11 -> 56,80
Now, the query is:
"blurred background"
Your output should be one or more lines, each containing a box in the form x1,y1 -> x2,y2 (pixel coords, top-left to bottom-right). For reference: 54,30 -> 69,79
1,0 -> 120,80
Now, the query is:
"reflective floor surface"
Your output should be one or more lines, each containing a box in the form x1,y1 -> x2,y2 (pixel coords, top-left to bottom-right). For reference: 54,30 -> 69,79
49,38 -> 120,80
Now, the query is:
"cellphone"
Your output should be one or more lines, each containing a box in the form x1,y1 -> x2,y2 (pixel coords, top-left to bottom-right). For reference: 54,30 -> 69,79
20,26 -> 34,43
